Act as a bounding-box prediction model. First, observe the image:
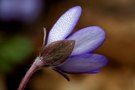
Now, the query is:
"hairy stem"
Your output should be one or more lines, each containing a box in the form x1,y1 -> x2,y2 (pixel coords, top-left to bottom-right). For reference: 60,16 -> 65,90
18,57 -> 43,90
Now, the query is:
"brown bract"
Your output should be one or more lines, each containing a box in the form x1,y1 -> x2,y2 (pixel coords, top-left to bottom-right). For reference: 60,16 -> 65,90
39,40 -> 75,66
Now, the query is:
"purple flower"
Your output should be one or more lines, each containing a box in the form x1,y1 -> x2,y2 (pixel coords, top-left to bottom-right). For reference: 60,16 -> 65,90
18,6 -> 108,90
42,6 -> 107,74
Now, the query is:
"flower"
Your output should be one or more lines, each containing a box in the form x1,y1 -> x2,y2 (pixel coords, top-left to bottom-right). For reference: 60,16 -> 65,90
18,6 -> 108,90
41,6 -> 107,74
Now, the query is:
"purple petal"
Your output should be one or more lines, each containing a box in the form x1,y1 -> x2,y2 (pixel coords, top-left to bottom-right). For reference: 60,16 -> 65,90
57,54 -> 107,74
86,70 -> 100,74
67,26 -> 106,55
47,6 -> 82,44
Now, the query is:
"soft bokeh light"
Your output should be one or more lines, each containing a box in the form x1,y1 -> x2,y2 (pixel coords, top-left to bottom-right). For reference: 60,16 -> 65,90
0,0 -> 43,22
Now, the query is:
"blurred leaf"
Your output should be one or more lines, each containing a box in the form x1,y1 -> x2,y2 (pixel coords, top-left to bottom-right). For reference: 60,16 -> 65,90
0,35 -> 33,72
0,60 -> 12,73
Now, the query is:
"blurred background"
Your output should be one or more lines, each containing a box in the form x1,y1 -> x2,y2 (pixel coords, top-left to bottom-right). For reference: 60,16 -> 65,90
0,0 -> 135,90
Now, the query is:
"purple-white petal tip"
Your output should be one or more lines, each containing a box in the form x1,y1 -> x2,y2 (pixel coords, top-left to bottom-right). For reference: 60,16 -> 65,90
71,6 -> 82,13
47,6 -> 82,44
92,26 -> 106,41
86,26 -> 106,44
58,54 -> 107,74
68,26 -> 106,55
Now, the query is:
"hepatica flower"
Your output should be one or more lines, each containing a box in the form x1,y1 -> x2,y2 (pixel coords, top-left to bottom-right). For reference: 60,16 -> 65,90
18,6 -> 107,90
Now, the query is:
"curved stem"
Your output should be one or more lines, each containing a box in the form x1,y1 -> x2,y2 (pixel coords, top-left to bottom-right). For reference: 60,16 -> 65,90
18,63 -> 37,90
18,57 -> 43,90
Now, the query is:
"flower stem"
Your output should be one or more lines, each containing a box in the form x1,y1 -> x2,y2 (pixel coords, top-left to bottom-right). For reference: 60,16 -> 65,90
18,57 -> 43,90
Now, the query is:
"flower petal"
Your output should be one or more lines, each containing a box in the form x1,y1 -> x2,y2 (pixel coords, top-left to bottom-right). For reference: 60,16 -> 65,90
57,54 -> 107,74
47,6 -> 82,44
67,26 -> 106,55
86,70 -> 100,74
